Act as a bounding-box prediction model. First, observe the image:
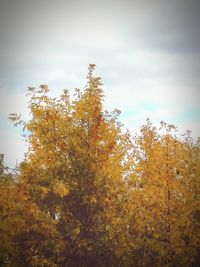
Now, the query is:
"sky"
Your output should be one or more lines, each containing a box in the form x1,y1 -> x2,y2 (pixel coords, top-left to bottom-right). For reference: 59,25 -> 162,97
0,0 -> 200,167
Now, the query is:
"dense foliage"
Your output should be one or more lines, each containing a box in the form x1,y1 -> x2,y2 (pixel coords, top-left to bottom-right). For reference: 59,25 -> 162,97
1,65 -> 200,266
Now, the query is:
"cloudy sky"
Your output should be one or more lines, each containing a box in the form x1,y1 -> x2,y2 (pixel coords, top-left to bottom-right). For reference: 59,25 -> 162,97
0,0 -> 200,167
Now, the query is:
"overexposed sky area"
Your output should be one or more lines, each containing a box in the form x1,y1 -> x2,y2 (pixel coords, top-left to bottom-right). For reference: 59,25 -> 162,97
0,0 -> 200,167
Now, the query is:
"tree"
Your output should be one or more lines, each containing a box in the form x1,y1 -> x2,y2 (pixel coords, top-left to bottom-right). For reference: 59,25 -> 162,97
8,64 -> 132,266
127,120 -> 200,267
0,158 -> 24,266
2,65 -> 199,267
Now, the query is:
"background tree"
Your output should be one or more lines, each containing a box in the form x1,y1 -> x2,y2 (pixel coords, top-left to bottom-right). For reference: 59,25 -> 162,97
128,120 -> 200,267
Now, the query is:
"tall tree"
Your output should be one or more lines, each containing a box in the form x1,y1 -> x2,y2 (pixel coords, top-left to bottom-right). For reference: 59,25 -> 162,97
8,65 -> 132,266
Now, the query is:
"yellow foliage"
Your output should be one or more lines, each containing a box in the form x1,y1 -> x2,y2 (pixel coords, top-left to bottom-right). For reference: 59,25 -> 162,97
3,65 -> 200,267
52,180 -> 69,198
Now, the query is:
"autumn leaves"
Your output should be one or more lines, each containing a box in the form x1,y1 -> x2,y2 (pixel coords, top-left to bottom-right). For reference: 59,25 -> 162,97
0,65 -> 199,266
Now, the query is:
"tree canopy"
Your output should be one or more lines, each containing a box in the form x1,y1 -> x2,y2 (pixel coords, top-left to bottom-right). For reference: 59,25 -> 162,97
0,65 -> 200,267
